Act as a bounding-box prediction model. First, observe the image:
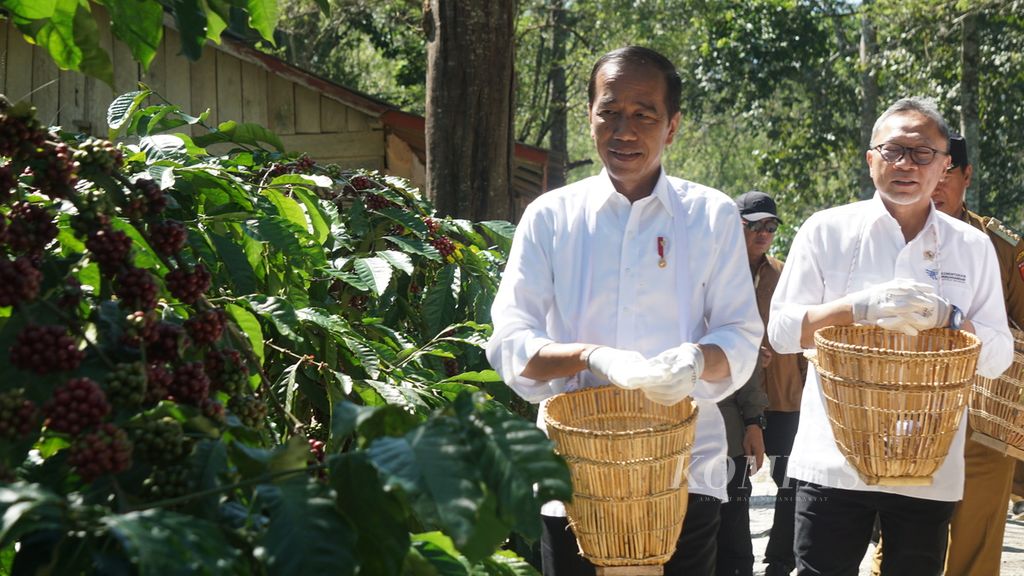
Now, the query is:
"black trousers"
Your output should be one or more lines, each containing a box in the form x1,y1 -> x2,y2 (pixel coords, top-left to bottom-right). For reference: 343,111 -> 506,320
716,456 -> 754,576
763,411 -> 800,573
540,493 -> 721,576
793,482 -> 955,576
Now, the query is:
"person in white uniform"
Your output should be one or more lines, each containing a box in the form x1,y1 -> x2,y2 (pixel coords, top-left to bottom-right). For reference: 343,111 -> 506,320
486,46 -> 762,575
766,97 -> 1014,576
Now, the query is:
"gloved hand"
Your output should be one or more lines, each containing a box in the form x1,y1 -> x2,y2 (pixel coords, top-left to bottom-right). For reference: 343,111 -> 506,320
586,347 -> 668,390
640,343 -> 704,406
847,279 -> 935,324
903,287 -> 953,332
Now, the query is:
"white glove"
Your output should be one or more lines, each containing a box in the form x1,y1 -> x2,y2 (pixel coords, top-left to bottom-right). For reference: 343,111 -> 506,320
640,343 -> 704,406
847,279 -> 934,324
586,347 -> 669,390
903,288 -> 953,332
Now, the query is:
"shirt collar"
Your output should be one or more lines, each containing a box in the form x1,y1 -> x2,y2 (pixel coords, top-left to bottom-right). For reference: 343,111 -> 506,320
596,168 -> 674,216
868,190 -> 941,237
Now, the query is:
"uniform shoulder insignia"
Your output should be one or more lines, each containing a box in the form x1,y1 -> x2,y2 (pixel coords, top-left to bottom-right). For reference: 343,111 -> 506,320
986,217 -> 1022,247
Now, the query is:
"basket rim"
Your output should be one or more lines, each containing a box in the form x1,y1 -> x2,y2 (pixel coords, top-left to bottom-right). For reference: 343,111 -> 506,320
814,325 -> 981,360
546,406 -> 699,438
816,365 -> 973,391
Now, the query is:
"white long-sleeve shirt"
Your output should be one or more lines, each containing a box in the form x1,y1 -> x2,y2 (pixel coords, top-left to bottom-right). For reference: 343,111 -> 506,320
486,169 -> 763,505
768,194 -> 1014,501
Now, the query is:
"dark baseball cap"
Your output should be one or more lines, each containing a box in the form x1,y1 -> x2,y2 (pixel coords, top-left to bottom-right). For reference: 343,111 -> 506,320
735,191 -> 782,223
949,133 -> 969,170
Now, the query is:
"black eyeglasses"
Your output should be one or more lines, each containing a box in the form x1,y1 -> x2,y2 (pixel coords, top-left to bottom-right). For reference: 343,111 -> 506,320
870,143 -> 948,166
743,220 -> 778,233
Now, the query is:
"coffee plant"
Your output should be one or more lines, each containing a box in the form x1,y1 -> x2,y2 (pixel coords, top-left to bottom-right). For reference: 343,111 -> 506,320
0,90 -> 570,575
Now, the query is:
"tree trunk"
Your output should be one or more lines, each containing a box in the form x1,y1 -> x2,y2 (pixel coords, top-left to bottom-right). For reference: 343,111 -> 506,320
960,10 -> 981,211
545,0 -> 569,190
424,0 -> 517,221
858,3 -> 878,200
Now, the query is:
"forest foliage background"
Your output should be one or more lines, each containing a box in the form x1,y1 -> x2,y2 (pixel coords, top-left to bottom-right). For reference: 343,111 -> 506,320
273,0 -> 1024,254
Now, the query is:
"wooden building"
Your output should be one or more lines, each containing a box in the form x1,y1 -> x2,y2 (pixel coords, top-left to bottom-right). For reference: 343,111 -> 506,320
0,10 -> 548,215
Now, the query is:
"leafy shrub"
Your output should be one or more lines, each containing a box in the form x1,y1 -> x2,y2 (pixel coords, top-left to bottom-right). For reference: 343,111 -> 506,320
0,91 -> 569,574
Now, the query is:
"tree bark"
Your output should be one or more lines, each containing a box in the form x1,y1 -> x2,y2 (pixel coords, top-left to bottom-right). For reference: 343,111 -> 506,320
858,3 -> 878,200
545,0 -> 569,190
424,0 -> 517,221
960,10 -> 981,211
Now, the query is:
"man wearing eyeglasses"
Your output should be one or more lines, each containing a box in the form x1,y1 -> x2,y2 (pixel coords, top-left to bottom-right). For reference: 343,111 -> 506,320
767,97 -> 1013,575
932,134 -> 1024,575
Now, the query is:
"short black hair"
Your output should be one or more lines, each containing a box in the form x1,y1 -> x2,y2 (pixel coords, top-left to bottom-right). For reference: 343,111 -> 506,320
587,46 -> 682,118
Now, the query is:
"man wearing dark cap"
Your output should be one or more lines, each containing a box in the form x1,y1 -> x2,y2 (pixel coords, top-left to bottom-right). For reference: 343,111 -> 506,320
932,133 -> 1023,575
733,191 -> 807,576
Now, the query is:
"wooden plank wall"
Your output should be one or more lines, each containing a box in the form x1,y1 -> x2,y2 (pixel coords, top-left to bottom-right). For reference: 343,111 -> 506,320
0,13 -> 384,169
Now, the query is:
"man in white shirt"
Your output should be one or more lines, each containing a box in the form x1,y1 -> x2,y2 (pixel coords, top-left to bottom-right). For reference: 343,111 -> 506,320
486,46 -> 762,575
767,97 -> 1014,575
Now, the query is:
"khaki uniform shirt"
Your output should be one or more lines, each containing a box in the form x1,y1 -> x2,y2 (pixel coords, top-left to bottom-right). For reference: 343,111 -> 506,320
754,254 -> 807,412
961,208 -> 1024,328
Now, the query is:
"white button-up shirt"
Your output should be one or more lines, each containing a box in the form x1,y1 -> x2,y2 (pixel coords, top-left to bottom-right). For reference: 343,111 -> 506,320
768,194 -> 1014,501
487,169 -> 763,506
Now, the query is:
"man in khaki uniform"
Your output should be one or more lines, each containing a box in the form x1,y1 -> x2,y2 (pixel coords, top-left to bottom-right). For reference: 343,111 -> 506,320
930,134 -> 1024,575
734,191 -> 807,576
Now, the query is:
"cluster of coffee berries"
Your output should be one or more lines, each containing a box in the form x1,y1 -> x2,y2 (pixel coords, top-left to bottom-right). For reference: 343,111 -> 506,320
0,104 -> 46,160
0,256 -> 41,306
43,378 -> 110,435
6,201 -> 58,254
148,220 -> 188,256
423,217 -> 441,234
103,362 -> 148,407
265,155 -> 316,178
131,416 -> 189,464
122,178 -> 167,220
145,322 -> 188,363
228,395 -> 267,429
165,264 -> 211,304
431,236 -> 456,259
11,325 -> 84,374
30,141 -> 78,198
184,308 -> 226,346
144,363 -> 173,405
205,349 -> 249,395
115,267 -> 160,311
0,391 -> 39,440
169,362 -> 210,406
364,193 -> 394,211
67,423 -> 133,482
143,464 -> 193,500
86,228 -> 133,275
73,137 -> 124,175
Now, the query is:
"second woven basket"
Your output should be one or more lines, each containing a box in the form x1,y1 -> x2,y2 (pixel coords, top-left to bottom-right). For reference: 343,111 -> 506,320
812,326 -> 980,486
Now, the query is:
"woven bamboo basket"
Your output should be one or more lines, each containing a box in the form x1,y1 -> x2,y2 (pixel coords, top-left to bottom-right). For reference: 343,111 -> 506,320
544,386 -> 698,571
812,326 -> 980,486
969,328 -> 1024,459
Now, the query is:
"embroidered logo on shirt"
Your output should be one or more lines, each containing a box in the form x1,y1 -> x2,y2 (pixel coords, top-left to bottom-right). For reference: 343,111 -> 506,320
940,271 -> 967,284
925,268 -> 938,280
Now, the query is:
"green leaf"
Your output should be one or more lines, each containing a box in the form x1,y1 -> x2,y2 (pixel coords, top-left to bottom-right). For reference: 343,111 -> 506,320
190,439 -> 229,514
479,221 -> 516,253
259,480 -> 357,576
107,90 -> 151,134
226,303 -> 264,363
192,121 -> 285,152
440,370 -> 503,384
290,187 -> 330,245
0,483 -> 65,548
377,250 -> 414,275
476,551 -> 540,576
423,265 -> 459,337
269,435 -> 310,478
343,335 -> 380,378
296,307 -> 351,336
353,257 -> 393,296
209,232 -> 260,295
324,268 -> 370,292
106,0 -> 164,70
244,295 -> 301,342
328,453 -> 410,576
70,0 -> 114,86
140,133 -> 207,161
409,532 -> 471,575
200,0 -> 228,41
245,0 -> 279,44
103,508 -> 241,575
367,417 -> 485,560
3,0 -> 56,20
172,0 -> 208,61
263,188 -> 310,234
385,236 -> 441,261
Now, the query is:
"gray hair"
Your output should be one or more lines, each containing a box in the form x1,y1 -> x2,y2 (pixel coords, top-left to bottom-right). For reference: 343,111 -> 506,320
870,97 -> 951,145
